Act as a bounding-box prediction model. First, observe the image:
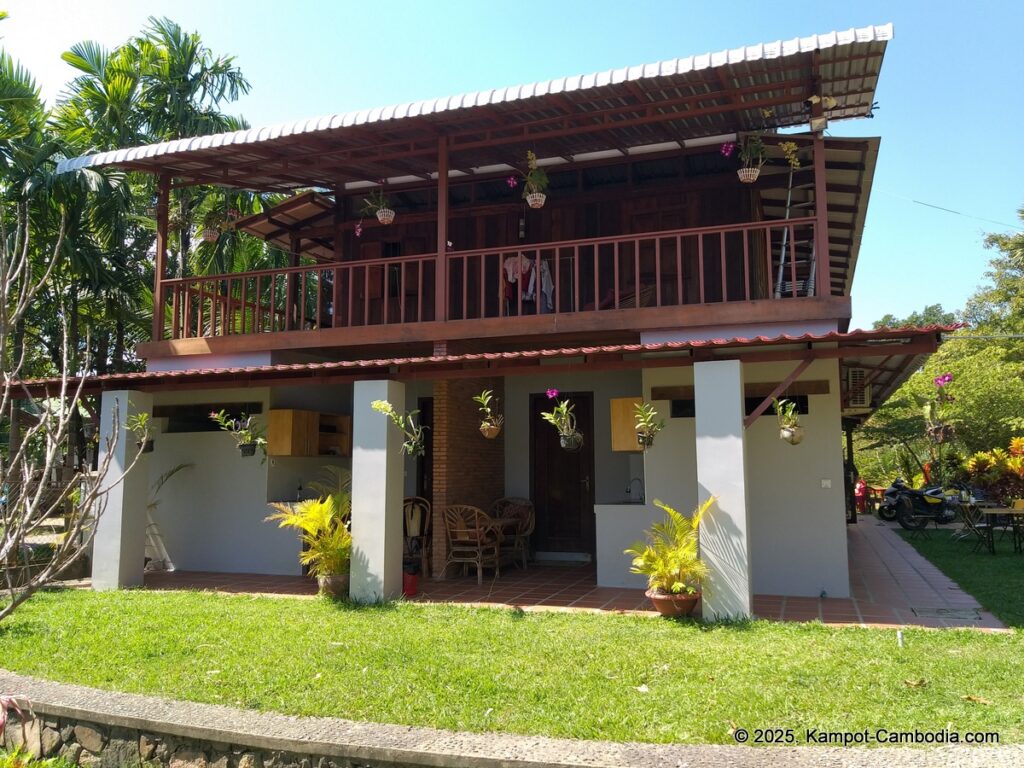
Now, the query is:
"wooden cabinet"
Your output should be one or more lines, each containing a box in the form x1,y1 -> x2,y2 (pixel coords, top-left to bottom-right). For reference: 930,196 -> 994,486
610,397 -> 643,453
268,409 -> 351,457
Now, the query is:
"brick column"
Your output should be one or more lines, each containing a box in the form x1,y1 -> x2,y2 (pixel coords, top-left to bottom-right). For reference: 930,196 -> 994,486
430,376 -> 505,578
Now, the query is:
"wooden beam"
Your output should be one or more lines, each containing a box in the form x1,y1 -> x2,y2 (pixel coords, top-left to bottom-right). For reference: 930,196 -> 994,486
435,135 -> 449,322
152,174 -> 171,340
743,357 -> 814,428
651,379 -> 830,401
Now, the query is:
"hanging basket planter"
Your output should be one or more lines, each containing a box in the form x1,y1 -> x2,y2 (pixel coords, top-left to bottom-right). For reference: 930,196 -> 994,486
779,426 -> 804,445
376,207 -> 396,225
136,439 -> 154,455
637,432 -> 656,449
559,431 -> 584,452
737,167 -> 760,184
202,228 -> 220,243
480,423 -> 502,439
525,192 -> 547,209
238,442 -> 258,457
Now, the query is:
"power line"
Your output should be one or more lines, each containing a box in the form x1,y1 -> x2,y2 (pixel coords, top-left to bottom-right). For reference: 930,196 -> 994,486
877,190 -> 1024,232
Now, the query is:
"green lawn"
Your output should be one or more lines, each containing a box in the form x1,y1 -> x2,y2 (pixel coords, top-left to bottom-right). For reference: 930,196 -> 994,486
1,590 -> 1022,745
898,530 -> 1024,628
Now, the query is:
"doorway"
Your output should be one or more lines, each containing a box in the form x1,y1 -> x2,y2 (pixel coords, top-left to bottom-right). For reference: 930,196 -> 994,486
529,392 -> 596,558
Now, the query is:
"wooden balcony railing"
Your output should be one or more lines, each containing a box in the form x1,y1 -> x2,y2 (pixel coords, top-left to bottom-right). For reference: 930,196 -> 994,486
158,218 -> 818,341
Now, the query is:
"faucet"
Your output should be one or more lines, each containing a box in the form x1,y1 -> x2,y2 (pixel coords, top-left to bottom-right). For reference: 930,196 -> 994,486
625,477 -> 645,503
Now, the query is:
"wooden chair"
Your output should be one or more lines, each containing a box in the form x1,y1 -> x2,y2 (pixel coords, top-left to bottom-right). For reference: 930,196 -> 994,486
442,505 -> 502,585
403,496 -> 432,577
491,496 -> 535,569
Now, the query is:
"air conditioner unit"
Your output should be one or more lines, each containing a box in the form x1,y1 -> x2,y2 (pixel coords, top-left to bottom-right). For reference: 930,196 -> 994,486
847,367 -> 872,408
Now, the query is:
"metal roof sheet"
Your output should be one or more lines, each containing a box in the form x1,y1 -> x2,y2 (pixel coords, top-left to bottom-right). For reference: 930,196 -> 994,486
55,23 -> 892,178
19,322 -> 951,397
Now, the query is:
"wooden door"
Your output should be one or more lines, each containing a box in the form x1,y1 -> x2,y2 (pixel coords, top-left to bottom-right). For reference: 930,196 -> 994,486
530,392 -> 595,555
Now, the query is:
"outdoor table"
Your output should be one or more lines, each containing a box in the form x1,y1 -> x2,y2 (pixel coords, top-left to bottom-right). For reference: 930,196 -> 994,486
978,507 -> 1024,554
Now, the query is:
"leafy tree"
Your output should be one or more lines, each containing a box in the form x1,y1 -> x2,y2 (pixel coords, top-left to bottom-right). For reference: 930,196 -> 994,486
873,303 -> 958,330
858,207 -> 1024,485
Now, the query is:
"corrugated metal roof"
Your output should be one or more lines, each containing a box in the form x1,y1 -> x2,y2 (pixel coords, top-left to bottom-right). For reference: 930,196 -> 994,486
55,23 -> 892,177
19,322 -> 951,396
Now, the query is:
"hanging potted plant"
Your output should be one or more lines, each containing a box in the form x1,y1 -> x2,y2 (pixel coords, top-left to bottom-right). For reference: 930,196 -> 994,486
209,409 -> 267,458
634,401 -> 666,449
371,399 -> 427,456
266,495 -> 352,598
362,187 -> 395,225
722,135 -> 767,183
507,150 -> 550,209
624,497 -> 714,617
540,388 -> 583,452
774,398 -> 804,445
473,389 -> 504,439
127,413 -> 154,454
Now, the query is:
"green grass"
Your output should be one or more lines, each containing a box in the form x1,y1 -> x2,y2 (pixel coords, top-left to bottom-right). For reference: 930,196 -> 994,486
0,750 -> 76,768
898,530 -> 1024,627
1,589 -> 1023,744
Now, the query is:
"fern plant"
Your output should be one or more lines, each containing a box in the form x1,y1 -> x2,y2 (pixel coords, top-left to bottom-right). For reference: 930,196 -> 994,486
624,497 -> 714,595
265,497 -> 351,577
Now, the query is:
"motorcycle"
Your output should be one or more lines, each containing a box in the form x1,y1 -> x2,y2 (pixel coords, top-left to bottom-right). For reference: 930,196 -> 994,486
878,478 -> 963,530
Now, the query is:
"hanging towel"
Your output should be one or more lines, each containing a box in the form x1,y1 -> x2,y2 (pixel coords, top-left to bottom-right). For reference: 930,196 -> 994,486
525,260 -> 554,311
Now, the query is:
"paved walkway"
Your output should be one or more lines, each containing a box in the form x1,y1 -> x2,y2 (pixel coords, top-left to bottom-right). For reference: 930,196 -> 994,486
2,668 -> 1020,768
141,519 -> 1004,630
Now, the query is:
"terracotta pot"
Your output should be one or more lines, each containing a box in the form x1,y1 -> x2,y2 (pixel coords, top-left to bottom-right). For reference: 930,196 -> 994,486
317,573 -> 350,599
737,167 -> 760,183
480,423 -> 502,439
376,207 -> 395,225
646,588 -> 700,617
559,431 -> 583,452
238,442 -> 257,457
402,572 -> 418,597
779,426 -> 804,445
526,192 -> 546,209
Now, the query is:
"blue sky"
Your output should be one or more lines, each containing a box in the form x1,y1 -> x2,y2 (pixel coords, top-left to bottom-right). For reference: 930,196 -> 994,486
6,0 -> 1023,329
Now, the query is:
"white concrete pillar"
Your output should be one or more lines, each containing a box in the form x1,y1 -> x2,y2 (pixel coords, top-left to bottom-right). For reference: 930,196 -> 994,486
92,390 -> 152,590
694,360 -> 752,619
350,379 -> 405,602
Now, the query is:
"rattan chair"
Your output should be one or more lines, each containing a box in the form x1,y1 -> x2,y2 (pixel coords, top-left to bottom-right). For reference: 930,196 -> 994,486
403,496 -> 432,577
491,496 -> 535,569
442,505 -> 502,585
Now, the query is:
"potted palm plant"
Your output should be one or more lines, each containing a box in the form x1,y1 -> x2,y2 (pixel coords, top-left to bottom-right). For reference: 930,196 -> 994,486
371,399 -> 427,456
209,409 -> 267,458
266,494 -> 352,598
540,388 -> 583,451
473,389 -> 504,439
634,401 -> 665,448
624,497 -> 714,617
774,398 -> 804,445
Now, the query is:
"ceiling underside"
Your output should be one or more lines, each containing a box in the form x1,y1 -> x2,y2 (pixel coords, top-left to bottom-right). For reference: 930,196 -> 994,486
56,25 -> 891,195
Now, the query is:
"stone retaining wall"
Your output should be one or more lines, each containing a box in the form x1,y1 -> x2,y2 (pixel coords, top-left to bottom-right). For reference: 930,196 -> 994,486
3,711 -> 390,768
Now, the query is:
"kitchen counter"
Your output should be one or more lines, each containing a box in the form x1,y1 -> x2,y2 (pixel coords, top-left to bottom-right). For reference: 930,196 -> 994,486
594,502 -> 665,589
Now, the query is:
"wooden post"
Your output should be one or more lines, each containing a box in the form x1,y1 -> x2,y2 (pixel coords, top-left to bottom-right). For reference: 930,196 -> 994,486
435,136 -> 449,322
332,185 -> 344,327
151,174 -> 171,340
813,132 -> 830,299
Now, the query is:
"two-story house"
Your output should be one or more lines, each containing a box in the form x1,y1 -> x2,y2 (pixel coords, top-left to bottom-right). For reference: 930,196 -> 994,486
50,23 -> 948,618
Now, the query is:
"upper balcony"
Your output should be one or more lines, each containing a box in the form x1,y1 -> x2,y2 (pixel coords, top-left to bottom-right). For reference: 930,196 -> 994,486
55,24 -> 890,360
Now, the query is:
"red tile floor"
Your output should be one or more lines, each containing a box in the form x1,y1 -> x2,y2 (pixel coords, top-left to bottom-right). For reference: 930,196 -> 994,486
141,520 -> 1005,630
